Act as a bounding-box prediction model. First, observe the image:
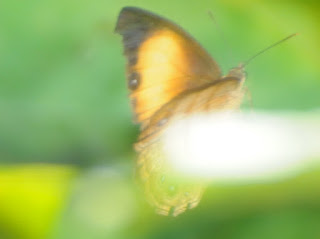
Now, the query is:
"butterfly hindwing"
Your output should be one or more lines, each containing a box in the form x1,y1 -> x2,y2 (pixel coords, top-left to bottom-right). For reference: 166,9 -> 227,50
135,77 -> 244,150
115,7 -> 222,125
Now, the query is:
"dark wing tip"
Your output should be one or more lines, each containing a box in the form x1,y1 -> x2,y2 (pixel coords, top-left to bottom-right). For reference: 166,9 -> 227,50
115,6 -> 154,33
119,6 -> 158,17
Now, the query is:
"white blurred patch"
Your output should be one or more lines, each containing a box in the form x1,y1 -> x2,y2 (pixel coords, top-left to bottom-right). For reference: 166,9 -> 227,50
163,111 -> 320,182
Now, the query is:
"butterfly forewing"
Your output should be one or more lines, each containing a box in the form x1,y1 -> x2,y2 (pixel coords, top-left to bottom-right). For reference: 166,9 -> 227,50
115,7 -> 222,125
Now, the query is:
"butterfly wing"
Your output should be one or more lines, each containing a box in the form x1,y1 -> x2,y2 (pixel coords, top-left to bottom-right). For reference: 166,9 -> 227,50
115,7 -> 222,125
136,141 -> 205,216
136,77 -> 244,150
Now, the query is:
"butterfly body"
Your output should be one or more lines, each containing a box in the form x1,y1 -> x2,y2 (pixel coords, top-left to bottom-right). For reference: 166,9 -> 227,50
115,7 -> 246,216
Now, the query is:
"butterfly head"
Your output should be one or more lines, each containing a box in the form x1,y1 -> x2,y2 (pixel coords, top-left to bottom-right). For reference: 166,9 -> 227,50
226,63 -> 246,82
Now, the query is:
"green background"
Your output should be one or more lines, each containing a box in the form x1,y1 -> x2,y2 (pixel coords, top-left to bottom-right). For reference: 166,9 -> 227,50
0,0 -> 319,238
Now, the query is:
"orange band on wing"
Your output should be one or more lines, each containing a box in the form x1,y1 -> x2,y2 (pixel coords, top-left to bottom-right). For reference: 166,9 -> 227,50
131,30 -> 188,121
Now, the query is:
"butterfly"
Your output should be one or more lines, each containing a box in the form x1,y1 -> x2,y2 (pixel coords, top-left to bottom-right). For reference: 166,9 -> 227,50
115,6 -> 295,216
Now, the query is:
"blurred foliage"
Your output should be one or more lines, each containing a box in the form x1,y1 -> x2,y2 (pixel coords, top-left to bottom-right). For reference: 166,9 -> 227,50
0,165 -> 76,239
0,0 -> 319,238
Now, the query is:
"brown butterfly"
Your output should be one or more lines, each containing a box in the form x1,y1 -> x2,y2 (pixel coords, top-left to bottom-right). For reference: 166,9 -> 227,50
115,6 -> 295,216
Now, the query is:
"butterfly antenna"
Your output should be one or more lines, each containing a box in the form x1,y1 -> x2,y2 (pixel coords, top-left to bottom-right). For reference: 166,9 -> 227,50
208,10 -> 236,64
243,33 -> 298,67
